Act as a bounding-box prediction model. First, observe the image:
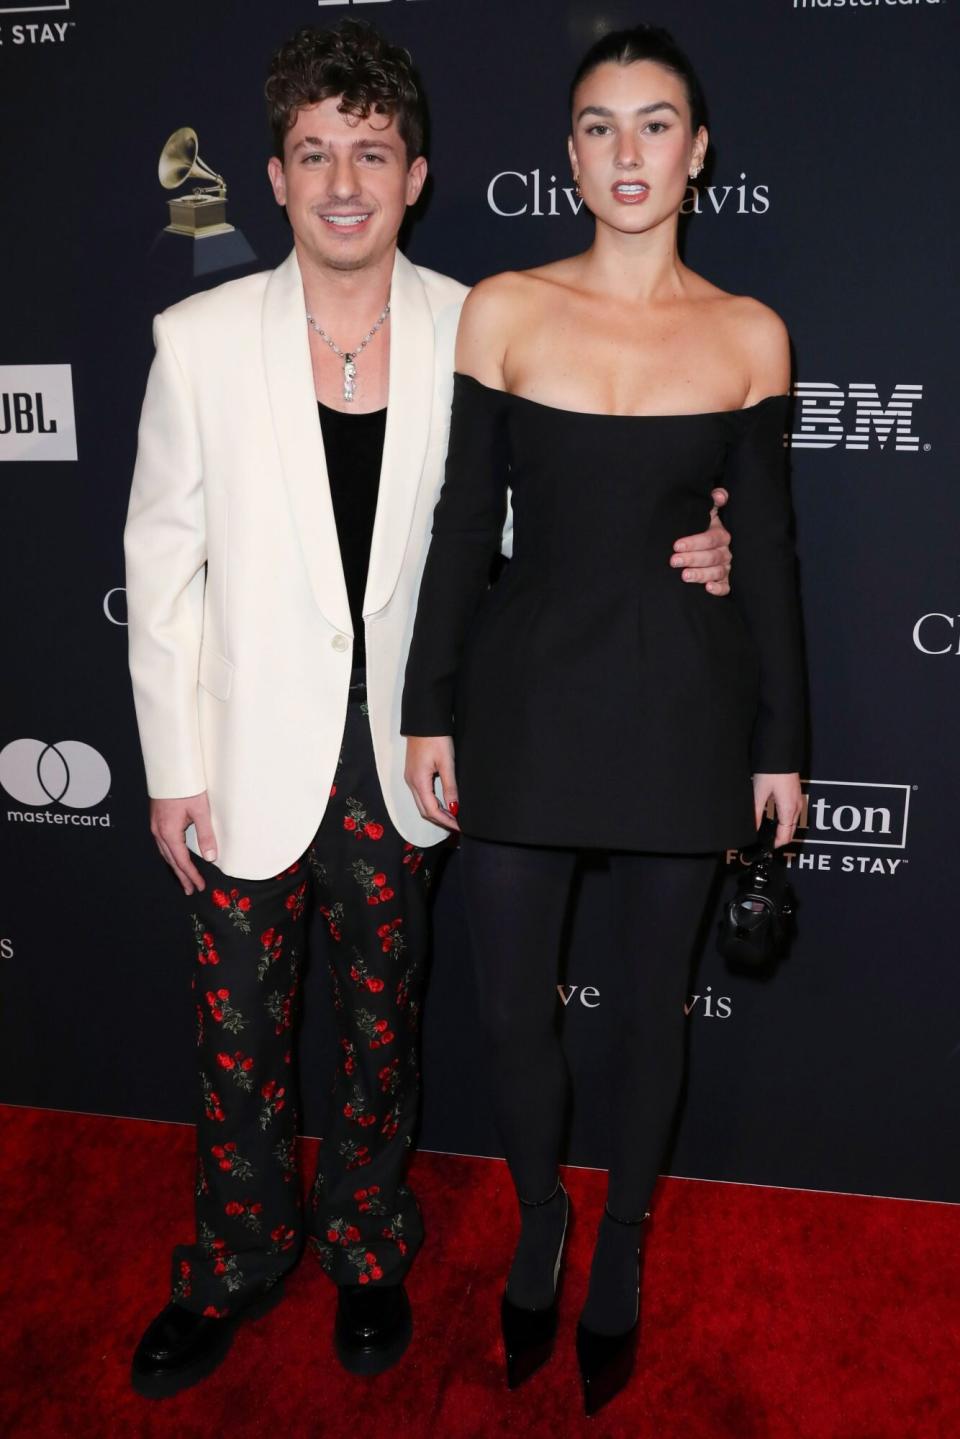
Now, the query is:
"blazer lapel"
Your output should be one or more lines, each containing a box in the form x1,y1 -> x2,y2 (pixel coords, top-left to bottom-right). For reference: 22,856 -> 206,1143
363,251 -> 436,617
262,250 -> 352,636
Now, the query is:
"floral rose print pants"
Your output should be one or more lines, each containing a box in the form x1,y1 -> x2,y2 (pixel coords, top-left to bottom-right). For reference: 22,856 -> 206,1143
171,680 -> 435,1315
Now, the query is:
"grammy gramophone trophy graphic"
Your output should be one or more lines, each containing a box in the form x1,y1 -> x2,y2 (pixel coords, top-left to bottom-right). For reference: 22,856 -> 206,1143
151,127 -> 255,278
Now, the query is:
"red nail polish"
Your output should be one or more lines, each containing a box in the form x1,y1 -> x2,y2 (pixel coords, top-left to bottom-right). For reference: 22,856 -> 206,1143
449,800 -> 459,816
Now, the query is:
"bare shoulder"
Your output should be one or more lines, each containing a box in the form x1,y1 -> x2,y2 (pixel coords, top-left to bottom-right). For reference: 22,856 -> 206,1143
456,270 -> 546,383
724,295 -> 790,397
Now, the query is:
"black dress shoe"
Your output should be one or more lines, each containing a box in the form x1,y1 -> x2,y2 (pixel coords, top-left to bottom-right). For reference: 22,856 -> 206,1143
334,1283 -> 412,1376
575,1316 -> 638,1418
576,1208 -> 649,1416
131,1284 -> 285,1399
500,1184 -> 570,1389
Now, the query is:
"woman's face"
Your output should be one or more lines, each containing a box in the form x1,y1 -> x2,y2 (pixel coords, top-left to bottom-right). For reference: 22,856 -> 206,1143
568,60 -> 707,236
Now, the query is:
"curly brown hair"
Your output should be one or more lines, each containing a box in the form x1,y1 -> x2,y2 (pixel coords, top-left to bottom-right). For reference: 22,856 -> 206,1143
265,20 -> 426,165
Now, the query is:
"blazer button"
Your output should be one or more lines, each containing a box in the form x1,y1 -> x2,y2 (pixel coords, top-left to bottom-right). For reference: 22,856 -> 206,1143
331,634 -> 350,652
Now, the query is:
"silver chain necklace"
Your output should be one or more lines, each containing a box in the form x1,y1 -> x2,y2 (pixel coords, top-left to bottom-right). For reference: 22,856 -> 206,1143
305,300 -> 391,403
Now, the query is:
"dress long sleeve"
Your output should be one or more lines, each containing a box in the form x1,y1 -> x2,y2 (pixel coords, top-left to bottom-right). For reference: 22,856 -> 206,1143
724,395 -> 806,773
401,375 -> 510,736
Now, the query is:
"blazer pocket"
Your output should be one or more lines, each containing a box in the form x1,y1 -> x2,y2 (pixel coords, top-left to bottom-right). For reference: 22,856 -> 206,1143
198,644 -> 234,701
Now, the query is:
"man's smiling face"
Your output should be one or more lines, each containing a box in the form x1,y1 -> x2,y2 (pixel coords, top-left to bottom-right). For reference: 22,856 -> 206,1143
268,97 -> 427,273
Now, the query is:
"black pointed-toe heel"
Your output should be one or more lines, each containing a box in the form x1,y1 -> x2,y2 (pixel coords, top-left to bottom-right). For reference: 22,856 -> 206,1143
575,1315 -> 638,1417
576,1207 -> 649,1417
500,1182 -> 570,1389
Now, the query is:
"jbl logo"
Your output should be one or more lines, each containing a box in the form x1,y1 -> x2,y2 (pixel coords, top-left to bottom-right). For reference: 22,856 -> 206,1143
0,365 -> 77,462
789,383 -> 922,452
0,393 -> 57,435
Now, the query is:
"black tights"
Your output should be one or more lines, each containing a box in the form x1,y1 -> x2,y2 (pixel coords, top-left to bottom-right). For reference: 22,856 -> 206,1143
459,838 -> 717,1221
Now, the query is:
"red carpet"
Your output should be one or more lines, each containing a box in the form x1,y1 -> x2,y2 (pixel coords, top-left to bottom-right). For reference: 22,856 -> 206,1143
1,1105 -> 957,1438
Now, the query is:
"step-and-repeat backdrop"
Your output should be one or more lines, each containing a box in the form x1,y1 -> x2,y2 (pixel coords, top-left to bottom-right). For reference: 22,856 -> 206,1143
1,0 -> 957,1204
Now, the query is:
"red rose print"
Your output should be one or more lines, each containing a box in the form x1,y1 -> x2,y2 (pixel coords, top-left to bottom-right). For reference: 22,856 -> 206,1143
217,1053 -> 235,1070
365,823 -> 384,840
214,892 -> 252,934
343,816 -> 357,831
373,873 -> 387,888
379,887 -> 395,902
225,1201 -> 244,1217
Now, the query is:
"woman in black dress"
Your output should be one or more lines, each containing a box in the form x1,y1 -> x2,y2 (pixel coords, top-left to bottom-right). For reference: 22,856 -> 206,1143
402,24 -> 804,1416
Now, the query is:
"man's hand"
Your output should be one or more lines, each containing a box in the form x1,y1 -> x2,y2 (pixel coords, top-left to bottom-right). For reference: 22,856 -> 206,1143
150,792 -> 218,896
405,737 -> 460,833
670,487 -> 732,595
752,773 -> 802,849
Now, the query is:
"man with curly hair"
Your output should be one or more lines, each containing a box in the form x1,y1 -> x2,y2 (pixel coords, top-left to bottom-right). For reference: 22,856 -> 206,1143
125,18 -> 733,1395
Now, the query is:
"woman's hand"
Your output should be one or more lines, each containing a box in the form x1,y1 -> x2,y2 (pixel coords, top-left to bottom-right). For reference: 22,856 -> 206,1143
405,736 -> 461,833
752,772 -> 802,848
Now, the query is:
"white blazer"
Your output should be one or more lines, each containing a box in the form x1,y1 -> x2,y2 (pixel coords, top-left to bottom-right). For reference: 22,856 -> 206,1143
125,248 -> 468,879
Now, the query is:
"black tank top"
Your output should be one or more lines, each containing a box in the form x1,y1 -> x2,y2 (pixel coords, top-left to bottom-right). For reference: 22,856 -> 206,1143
318,400 -> 386,666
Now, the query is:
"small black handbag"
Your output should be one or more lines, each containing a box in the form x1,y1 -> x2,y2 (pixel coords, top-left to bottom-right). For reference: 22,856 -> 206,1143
717,817 -> 797,967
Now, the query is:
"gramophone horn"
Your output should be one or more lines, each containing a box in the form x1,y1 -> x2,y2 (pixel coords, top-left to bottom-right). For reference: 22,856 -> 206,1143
158,127 -> 226,192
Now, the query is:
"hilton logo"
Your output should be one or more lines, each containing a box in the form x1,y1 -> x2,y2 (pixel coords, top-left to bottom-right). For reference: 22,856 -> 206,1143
770,780 -> 911,849
0,0 -> 75,47
733,780 -> 913,877
0,365 -> 77,461
789,383 -> 922,452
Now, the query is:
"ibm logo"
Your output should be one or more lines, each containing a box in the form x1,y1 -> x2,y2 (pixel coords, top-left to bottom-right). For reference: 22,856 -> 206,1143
789,382 -> 922,452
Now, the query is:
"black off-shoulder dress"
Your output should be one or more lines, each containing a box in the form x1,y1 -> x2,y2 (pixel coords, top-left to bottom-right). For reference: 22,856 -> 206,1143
401,374 -> 805,853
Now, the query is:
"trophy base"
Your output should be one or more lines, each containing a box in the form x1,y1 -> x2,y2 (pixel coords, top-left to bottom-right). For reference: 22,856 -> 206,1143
149,226 -> 258,280
164,221 -> 236,238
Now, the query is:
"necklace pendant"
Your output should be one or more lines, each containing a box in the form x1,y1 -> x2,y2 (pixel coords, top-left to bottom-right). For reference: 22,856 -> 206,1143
343,354 -> 357,403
